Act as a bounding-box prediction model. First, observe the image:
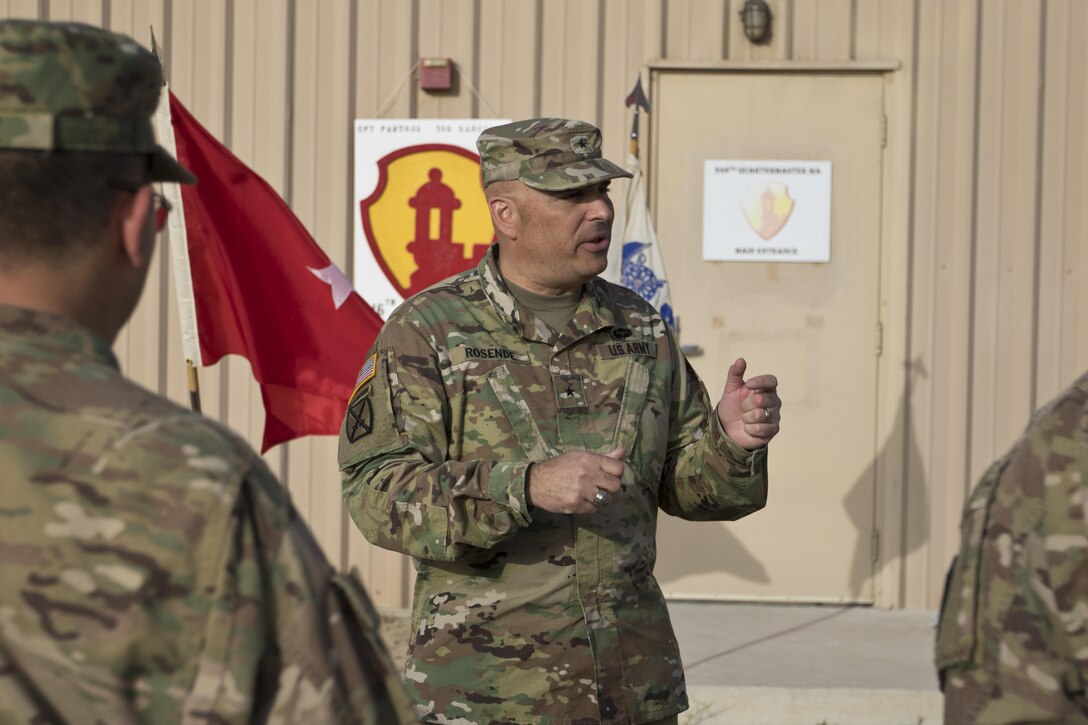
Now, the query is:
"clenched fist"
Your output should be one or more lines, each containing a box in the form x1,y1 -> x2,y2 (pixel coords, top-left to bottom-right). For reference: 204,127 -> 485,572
526,447 -> 625,515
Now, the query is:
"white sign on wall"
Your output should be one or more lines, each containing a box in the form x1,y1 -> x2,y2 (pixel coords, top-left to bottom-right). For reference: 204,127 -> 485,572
702,160 -> 832,263
353,119 -> 508,319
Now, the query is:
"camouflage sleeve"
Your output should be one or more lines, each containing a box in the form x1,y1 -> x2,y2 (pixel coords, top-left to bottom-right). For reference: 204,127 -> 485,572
657,328 -> 768,521
190,463 -> 417,724
339,315 -> 532,562
936,380 -> 1088,723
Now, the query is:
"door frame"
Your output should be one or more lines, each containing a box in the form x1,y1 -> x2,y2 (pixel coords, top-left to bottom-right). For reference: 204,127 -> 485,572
642,60 -> 909,609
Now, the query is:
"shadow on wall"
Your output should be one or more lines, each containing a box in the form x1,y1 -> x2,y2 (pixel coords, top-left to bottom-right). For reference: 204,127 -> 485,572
654,516 -> 771,585
651,360 -> 928,598
843,359 -> 929,601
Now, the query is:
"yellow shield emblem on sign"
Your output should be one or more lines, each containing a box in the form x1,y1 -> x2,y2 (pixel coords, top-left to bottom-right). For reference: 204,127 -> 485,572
360,144 -> 495,297
740,183 -> 795,241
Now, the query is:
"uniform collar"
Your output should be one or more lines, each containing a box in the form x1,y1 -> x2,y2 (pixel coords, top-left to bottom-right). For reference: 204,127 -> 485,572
477,244 -> 617,347
0,304 -> 119,370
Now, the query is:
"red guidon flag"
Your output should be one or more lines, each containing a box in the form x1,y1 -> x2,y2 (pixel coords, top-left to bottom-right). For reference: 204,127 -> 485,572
155,90 -> 383,452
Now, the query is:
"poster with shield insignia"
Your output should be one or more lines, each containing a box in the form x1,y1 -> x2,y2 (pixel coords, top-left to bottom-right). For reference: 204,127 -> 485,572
703,160 -> 832,263
354,119 -> 509,318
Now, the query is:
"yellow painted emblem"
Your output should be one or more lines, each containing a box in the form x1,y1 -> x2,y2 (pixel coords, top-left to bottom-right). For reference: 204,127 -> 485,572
360,144 -> 495,297
740,183 -> 795,241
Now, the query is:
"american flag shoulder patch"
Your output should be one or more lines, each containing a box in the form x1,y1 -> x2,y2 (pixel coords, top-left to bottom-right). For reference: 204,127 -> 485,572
350,353 -> 378,401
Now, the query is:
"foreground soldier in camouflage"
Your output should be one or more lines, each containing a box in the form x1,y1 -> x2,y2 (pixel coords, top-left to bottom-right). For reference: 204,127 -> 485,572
937,371 -> 1088,723
0,20 -> 415,723
340,118 -> 781,724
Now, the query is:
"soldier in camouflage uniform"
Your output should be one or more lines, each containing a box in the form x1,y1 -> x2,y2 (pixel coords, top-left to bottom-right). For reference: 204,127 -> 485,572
339,118 -> 781,724
937,371 -> 1088,723
0,20 -> 416,723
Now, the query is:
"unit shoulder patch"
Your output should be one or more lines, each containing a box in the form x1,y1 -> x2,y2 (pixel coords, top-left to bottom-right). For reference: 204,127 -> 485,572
345,390 -> 375,443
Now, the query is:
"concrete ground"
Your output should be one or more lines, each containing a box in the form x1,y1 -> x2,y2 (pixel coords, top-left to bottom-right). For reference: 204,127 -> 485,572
379,601 -> 944,725
669,601 -> 942,724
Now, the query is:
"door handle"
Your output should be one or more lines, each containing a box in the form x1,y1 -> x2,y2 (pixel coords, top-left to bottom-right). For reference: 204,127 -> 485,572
680,344 -> 704,357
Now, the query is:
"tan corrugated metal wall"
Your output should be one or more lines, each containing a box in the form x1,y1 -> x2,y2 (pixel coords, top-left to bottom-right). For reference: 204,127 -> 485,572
3,0 -> 1083,610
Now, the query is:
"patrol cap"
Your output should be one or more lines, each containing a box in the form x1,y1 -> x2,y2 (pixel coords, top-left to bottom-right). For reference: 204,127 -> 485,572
0,20 -> 195,184
477,117 -> 631,191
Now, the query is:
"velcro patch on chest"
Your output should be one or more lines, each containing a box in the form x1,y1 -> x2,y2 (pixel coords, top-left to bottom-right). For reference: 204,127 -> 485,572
556,375 -> 587,410
595,340 -> 656,359
449,344 -> 528,365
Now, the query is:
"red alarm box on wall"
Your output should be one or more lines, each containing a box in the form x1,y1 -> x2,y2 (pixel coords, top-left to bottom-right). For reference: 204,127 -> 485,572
420,58 -> 453,91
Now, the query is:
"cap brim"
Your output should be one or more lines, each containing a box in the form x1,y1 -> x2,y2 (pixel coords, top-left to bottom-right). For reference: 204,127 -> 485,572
150,145 -> 196,184
519,157 -> 632,191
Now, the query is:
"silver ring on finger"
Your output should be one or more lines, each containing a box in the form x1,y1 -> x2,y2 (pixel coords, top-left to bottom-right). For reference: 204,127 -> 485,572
592,488 -> 611,507
764,407 -> 771,421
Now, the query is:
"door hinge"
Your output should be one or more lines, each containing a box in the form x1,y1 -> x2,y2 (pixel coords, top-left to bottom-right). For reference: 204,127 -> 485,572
875,321 -> 884,357
870,528 -> 880,564
880,113 -> 888,148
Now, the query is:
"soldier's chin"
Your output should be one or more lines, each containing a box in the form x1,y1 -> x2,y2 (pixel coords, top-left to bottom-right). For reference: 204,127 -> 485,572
585,253 -> 610,280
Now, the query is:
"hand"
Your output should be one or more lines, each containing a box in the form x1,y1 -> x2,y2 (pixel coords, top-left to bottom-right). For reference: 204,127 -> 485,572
717,358 -> 781,450
526,447 -> 625,515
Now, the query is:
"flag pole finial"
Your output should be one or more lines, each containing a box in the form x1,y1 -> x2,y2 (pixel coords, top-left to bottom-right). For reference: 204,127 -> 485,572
149,25 -> 166,85
625,75 -> 651,158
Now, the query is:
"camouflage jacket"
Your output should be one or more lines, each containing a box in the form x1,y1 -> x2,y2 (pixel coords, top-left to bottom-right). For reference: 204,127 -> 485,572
339,247 -> 768,724
936,370 -> 1088,723
0,305 -> 417,724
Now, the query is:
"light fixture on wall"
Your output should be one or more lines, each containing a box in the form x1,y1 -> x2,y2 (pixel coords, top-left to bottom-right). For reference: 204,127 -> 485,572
739,0 -> 772,44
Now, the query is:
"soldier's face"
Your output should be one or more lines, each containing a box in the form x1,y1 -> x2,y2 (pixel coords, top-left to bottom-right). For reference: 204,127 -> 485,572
505,181 -> 614,294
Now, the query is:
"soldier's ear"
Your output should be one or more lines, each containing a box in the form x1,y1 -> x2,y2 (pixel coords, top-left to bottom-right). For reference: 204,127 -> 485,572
112,185 -> 154,268
488,194 -> 519,240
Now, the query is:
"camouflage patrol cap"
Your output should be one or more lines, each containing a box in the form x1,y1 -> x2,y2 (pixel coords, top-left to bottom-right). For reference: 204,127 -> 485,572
477,118 -> 631,191
0,20 -> 194,183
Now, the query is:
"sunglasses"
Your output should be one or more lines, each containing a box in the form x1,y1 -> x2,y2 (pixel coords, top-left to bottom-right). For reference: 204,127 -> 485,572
107,180 -> 173,232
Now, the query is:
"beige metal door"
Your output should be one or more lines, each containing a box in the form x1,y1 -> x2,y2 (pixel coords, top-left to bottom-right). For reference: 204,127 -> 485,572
650,70 -> 885,603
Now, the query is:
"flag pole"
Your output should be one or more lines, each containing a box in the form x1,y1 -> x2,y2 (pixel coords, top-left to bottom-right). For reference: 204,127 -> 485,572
619,75 -> 677,334
152,35 -> 206,415
186,359 -> 203,413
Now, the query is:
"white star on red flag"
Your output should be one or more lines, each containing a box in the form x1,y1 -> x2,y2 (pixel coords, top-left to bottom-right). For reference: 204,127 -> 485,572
308,264 -> 355,309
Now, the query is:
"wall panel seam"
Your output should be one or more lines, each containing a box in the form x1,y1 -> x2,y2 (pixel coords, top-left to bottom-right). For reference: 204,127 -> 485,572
410,0 -> 419,118
720,0 -> 728,58
964,0 -> 983,493
471,0 -> 481,118
596,0 -> 605,125
533,0 -> 542,115
343,0 -> 361,571
285,0 -> 296,207
1029,0 -> 1048,412
899,0 -> 922,610
1058,0 -> 1074,368
224,0 -> 234,148
660,0 -> 667,59
849,0 -> 857,59
786,0 -> 795,59
163,0 -> 172,84
280,0 -> 297,486
346,0 -> 358,290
